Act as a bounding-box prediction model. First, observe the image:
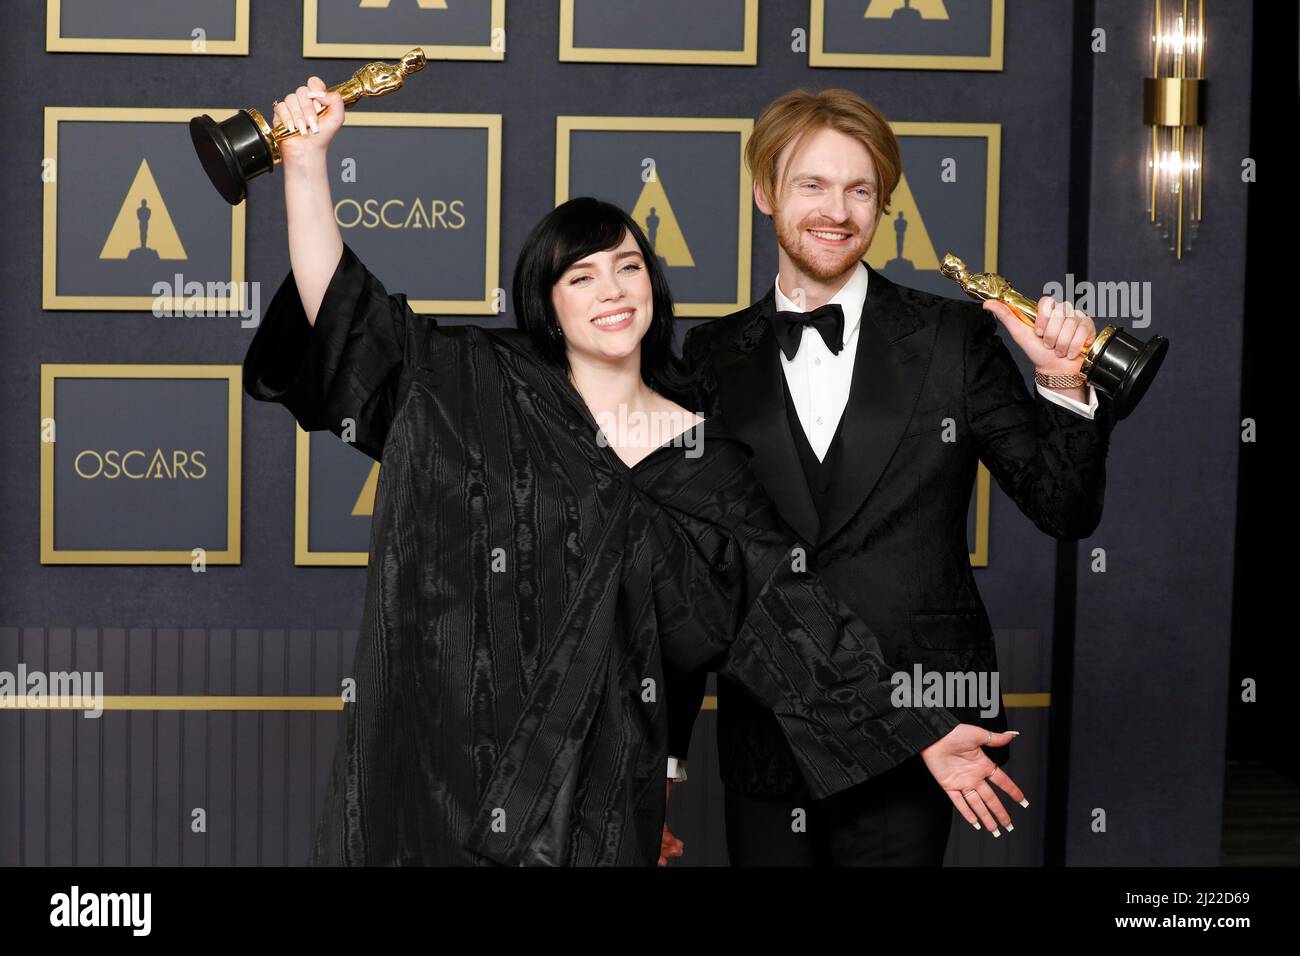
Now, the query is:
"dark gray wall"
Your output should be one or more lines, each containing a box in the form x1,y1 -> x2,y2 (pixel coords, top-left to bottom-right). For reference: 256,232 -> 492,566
1064,0 -> 1251,865
0,0 -> 1244,867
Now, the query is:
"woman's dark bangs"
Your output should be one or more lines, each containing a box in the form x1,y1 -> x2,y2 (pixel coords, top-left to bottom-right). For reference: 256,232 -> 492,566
549,201 -> 632,282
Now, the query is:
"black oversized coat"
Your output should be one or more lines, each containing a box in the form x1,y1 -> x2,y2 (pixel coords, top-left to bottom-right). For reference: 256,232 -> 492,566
242,243 -> 960,865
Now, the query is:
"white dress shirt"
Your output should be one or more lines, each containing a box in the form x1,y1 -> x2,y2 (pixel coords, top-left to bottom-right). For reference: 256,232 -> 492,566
773,262 -> 1097,462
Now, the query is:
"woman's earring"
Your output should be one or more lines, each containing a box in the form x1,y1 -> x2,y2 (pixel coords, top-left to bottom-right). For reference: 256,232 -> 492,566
549,325 -> 563,340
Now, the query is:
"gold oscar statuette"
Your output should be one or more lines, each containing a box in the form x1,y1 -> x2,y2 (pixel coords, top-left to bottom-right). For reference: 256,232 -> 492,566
189,48 -> 428,205
940,253 -> 1169,419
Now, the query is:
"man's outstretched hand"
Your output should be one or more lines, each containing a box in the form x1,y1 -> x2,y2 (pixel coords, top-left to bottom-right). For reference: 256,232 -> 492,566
919,724 -> 1027,837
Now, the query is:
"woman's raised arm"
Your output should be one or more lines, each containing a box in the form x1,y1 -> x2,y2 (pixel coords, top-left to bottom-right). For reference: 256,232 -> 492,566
274,77 -> 346,325
242,77 -> 429,461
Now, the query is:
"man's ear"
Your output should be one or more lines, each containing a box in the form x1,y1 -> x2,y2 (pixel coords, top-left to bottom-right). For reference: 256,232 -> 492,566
753,179 -> 772,217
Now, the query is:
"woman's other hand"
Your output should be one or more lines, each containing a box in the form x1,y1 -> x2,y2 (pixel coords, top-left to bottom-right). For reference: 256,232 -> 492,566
919,724 -> 1028,836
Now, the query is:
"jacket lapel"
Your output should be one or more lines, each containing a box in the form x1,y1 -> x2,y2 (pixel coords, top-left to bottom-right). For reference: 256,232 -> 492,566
816,265 -> 937,547
712,290 -> 821,546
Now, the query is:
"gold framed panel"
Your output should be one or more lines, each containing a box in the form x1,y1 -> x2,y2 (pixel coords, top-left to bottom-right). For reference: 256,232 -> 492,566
337,112 -> 502,315
46,0 -> 250,54
883,121 -> 1000,567
42,107 -> 247,312
39,364 -> 242,565
555,115 -> 754,318
872,119 -> 1002,375
970,461 -> 990,567
294,424 -> 372,567
302,0 -> 506,59
888,120 -> 1002,276
558,0 -> 759,65
809,0 -> 1004,71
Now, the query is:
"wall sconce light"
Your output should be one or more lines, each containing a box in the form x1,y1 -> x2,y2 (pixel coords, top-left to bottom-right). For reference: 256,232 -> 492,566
1145,0 -> 1206,259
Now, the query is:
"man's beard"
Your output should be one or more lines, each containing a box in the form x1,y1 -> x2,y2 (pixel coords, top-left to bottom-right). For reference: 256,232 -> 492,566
774,212 -> 874,283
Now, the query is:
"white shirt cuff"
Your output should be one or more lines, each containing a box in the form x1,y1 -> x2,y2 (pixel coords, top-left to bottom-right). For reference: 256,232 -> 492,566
666,756 -> 688,782
1036,381 -> 1098,420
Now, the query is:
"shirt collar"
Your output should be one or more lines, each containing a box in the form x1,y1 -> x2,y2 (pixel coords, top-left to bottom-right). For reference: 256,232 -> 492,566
772,260 -> 869,342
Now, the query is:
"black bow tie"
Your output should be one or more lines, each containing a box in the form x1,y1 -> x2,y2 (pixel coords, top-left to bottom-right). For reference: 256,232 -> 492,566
770,303 -> 845,360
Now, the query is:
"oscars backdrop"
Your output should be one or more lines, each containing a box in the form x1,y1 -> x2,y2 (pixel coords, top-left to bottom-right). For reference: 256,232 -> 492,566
1,0 -> 1249,867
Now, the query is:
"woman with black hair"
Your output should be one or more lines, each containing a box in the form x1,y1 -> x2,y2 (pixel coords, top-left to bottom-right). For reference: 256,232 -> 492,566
244,79 -> 1022,866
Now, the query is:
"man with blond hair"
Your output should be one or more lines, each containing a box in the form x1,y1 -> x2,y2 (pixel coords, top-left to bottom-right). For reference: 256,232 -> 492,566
666,88 -> 1112,866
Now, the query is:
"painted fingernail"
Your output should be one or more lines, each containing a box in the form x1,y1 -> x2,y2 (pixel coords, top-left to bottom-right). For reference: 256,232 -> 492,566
1007,731 -> 1021,736
972,823 -> 981,830
1019,799 -> 1030,808
991,829 -> 1001,838
1006,824 -> 1015,832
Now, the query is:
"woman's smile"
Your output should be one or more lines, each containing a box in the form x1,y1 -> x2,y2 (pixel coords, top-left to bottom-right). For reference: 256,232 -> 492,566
591,307 -> 636,331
